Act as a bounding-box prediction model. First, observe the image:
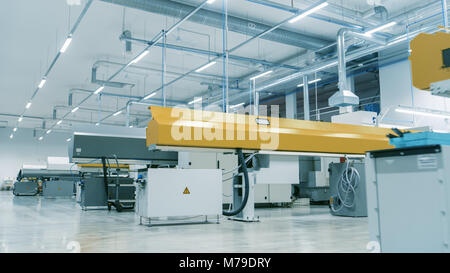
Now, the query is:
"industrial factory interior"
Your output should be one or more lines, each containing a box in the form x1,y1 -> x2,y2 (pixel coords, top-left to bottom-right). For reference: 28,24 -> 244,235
1,0 -> 450,256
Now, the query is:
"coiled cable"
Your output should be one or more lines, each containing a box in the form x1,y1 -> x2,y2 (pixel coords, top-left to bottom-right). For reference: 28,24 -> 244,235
331,160 -> 360,212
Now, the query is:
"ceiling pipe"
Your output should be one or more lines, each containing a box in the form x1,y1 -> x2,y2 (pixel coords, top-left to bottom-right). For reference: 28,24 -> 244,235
41,0 -> 214,134
98,1 -> 324,125
69,88 -> 142,102
91,66 -> 135,88
0,113 -> 119,129
94,60 -> 234,82
125,101 -> 157,127
245,0 -> 365,30
54,105 -> 146,118
209,17 -> 442,107
120,35 -> 303,71
100,0 -> 331,50
13,0 -> 94,135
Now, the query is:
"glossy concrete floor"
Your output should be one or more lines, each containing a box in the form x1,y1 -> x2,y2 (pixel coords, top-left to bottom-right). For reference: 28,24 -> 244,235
0,191 -> 370,253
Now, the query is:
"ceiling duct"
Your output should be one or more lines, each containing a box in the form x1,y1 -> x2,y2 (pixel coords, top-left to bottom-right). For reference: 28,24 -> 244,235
100,0 -> 330,50
329,28 -> 388,107
91,67 -> 135,88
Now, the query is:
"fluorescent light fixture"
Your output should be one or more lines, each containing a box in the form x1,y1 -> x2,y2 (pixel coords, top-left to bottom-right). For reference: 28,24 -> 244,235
46,130 -> 52,134
364,21 -> 397,36
57,120 -> 62,125
230,103 -> 245,109
289,2 -> 329,23
297,78 -> 322,87
395,107 -> 450,119
130,50 -> 149,64
66,138 -> 72,142
195,61 -> 217,73
18,117 -> 23,122
207,0 -> 216,4
26,102 -> 32,109
249,70 -> 273,81
13,128 -> 17,132
38,78 -> 47,89
71,107 -> 80,113
113,110 -> 122,116
9,134 -> 13,139
188,97 -> 203,105
143,92 -> 157,100
94,86 -> 104,95
60,37 -> 73,53
38,136 -> 43,141
308,78 -> 322,84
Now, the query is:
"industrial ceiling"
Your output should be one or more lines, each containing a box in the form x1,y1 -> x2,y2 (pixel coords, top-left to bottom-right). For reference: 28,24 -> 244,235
0,0 -> 444,139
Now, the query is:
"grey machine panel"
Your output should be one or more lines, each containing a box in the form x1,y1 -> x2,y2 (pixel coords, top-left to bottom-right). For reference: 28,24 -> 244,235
69,134 -> 178,164
366,145 -> 450,253
42,180 -> 75,198
13,181 -> 39,196
329,162 -> 367,217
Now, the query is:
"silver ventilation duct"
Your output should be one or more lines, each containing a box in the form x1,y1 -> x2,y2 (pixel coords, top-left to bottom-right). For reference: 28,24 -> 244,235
100,0 -> 331,50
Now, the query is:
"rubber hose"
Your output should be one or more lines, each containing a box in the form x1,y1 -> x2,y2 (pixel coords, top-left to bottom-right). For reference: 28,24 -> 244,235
223,148 -> 250,216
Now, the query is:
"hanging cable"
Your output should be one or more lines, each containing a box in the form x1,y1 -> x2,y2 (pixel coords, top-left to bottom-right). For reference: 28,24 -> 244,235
330,159 -> 360,212
222,148 -> 250,216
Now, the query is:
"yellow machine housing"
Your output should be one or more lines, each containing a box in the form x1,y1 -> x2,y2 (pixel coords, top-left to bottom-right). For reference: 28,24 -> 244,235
409,31 -> 450,90
146,106 -> 394,155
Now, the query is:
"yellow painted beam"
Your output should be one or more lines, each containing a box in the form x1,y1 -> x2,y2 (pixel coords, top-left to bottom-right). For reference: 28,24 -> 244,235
410,31 -> 450,90
146,106 -> 394,155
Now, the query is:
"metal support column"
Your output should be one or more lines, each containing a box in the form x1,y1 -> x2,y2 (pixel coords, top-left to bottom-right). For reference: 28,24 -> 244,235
162,30 -> 167,107
252,79 -> 259,116
443,0 -> 449,31
303,75 -> 310,120
285,92 -> 297,119
222,0 -> 229,113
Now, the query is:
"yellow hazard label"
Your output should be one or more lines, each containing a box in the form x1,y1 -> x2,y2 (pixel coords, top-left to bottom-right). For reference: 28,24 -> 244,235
183,187 -> 190,194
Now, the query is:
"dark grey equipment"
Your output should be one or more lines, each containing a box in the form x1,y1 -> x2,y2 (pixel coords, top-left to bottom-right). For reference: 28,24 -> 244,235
13,181 -> 39,196
69,134 -> 178,165
328,162 -> 367,217
80,176 -> 135,211
42,180 -> 75,198
17,169 -> 75,181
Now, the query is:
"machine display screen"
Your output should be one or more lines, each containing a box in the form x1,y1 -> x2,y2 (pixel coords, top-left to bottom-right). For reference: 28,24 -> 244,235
443,48 -> 450,68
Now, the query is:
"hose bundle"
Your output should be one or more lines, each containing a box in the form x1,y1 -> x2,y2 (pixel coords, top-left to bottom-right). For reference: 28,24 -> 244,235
331,160 -> 360,212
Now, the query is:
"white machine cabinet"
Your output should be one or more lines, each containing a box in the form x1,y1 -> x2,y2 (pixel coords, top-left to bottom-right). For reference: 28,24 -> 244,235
135,169 -> 222,219
366,145 -> 450,253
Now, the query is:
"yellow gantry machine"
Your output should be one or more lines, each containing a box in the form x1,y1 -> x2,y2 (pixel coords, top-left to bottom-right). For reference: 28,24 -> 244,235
409,29 -> 450,91
146,106 -> 394,155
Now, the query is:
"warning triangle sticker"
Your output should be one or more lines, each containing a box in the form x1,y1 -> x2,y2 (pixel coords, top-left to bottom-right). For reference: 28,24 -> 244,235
183,187 -> 190,194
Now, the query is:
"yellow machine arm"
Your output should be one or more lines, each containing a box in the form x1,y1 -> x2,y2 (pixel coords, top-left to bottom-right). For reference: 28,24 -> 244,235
409,31 -> 450,90
146,106 -> 394,155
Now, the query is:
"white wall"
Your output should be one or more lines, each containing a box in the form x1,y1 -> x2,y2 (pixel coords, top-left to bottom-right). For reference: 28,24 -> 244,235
379,48 -> 450,132
0,127 -> 71,180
